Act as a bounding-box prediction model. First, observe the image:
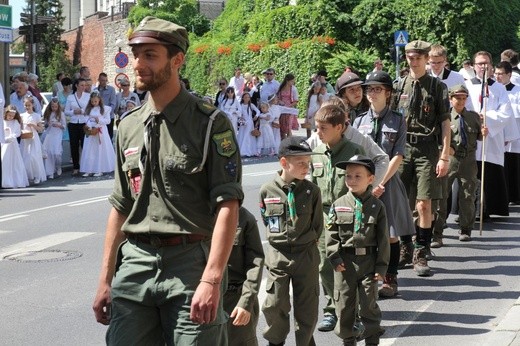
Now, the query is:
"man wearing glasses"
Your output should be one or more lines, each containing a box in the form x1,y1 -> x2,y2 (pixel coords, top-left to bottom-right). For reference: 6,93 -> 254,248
393,40 -> 451,277
260,67 -> 280,103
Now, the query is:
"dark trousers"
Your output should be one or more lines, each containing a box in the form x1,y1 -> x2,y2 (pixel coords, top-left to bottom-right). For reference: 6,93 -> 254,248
107,118 -> 114,140
68,123 -> 85,170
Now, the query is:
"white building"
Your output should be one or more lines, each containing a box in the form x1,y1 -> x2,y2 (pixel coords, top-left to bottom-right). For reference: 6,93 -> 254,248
61,0 -> 136,30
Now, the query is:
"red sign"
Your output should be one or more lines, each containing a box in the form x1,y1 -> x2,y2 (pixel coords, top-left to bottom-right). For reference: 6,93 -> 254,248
114,73 -> 129,89
114,52 -> 129,68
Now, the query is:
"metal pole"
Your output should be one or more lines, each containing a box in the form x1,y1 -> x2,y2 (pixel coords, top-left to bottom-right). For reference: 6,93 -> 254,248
395,46 -> 400,80
0,0 -> 8,101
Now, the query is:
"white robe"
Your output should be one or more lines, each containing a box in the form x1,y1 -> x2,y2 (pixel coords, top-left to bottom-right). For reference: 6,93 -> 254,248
20,111 -> 47,183
1,120 -> 29,188
79,106 -> 115,174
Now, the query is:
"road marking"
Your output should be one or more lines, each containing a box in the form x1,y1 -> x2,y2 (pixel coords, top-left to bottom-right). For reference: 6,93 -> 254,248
68,196 -> 108,206
0,215 -> 28,223
0,196 -> 109,221
0,232 -> 95,260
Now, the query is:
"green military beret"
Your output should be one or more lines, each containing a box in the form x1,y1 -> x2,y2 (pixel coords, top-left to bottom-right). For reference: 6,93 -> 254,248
128,16 -> 189,53
449,84 -> 469,97
405,40 -> 431,54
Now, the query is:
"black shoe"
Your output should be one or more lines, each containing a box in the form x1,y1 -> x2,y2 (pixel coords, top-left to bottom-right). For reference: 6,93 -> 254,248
317,314 -> 337,332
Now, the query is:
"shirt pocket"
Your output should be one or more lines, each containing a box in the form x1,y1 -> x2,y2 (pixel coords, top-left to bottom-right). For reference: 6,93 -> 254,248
383,129 -> 398,143
362,215 -> 377,236
335,210 -> 354,239
163,154 -> 203,200
311,162 -> 324,178
264,203 -> 284,234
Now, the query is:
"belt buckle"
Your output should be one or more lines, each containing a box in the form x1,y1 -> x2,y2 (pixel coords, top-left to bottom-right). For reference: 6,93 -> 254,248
355,248 -> 366,255
150,235 -> 162,247
409,134 -> 418,144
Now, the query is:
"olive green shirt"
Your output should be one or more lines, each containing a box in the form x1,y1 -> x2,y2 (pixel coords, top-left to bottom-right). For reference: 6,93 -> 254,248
396,74 -> 450,136
326,189 -> 390,276
259,172 -> 323,248
109,88 -> 244,236
451,107 -> 482,158
227,207 -> 265,311
311,137 -> 365,209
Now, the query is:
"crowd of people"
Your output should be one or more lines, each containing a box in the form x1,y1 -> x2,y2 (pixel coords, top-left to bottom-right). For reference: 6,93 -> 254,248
0,69 -> 149,188
2,15 -> 519,346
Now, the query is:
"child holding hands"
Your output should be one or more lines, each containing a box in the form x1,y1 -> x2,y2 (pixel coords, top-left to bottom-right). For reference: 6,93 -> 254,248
326,155 -> 389,346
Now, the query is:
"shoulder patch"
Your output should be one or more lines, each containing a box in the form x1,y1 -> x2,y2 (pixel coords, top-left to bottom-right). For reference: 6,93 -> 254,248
197,100 -> 217,116
212,129 -> 237,157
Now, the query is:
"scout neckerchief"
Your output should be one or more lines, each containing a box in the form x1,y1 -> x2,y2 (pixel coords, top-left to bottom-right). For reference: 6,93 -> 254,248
287,182 -> 297,224
354,196 -> 363,233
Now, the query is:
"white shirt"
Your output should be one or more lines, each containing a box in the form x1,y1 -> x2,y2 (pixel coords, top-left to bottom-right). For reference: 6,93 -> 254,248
65,92 -> 91,124
504,83 -> 520,153
260,79 -> 280,102
229,76 -> 246,98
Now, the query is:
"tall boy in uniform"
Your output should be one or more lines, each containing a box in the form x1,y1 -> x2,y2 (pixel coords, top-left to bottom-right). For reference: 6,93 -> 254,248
224,206 -> 265,346
326,155 -> 390,346
259,136 -> 323,346
311,104 -> 365,332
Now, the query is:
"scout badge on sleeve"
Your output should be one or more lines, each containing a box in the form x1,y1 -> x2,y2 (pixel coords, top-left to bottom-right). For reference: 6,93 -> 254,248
212,130 -> 237,157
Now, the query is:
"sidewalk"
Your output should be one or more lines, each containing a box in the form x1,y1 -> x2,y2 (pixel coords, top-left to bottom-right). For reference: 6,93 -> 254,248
486,296 -> 520,345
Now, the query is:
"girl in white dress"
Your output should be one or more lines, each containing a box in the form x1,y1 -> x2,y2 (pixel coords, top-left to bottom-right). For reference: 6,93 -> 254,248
1,106 -> 29,188
237,93 -> 259,157
20,96 -> 46,185
218,87 -> 241,134
268,94 -> 299,152
305,81 -> 322,138
80,91 -> 115,177
42,98 -> 66,179
256,102 -> 276,156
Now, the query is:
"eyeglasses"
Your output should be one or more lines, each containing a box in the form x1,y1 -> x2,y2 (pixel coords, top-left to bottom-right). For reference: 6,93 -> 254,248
365,86 -> 385,94
474,62 -> 489,67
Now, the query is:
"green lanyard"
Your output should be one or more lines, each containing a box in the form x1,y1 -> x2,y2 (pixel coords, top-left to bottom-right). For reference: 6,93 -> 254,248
354,197 -> 363,233
287,183 -> 296,224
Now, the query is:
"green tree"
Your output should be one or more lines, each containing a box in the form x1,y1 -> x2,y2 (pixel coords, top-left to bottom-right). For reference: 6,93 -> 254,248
127,0 -> 210,36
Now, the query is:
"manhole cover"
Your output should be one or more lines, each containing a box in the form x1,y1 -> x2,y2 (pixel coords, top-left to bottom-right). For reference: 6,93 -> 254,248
4,250 -> 83,263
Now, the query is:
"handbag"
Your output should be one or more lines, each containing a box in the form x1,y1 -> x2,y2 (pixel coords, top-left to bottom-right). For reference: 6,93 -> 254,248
20,131 -> 33,139
83,125 -> 100,136
251,129 -> 261,137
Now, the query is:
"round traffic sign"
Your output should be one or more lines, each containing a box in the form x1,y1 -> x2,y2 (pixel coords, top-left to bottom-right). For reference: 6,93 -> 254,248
114,73 -> 129,89
115,52 -> 129,68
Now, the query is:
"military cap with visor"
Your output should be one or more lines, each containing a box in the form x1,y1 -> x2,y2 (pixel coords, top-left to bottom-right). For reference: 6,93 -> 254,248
448,84 -> 469,97
405,40 -> 431,54
278,136 -> 317,157
363,71 -> 393,88
335,154 -> 376,175
128,16 -> 189,53
335,71 -> 363,94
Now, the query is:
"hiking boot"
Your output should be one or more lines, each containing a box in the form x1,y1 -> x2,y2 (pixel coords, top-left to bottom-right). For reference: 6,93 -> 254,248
413,246 -> 431,276
430,237 -> 443,248
459,230 -> 472,242
378,273 -> 398,298
342,337 -> 357,346
398,242 -> 414,269
317,314 -> 337,332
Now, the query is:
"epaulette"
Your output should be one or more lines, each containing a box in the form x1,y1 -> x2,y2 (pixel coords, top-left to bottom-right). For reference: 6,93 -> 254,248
196,99 -> 218,116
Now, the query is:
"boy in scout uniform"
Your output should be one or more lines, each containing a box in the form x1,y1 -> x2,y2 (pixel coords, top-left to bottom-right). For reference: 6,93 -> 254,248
393,40 -> 451,276
259,136 -> 323,346
92,17 -> 244,345
311,104 -> 365,332
326,155 -> 389,346
443,85 -> 485,241
224,206 -> 265,346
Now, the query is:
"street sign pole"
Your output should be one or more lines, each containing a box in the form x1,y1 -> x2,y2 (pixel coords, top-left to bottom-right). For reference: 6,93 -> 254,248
396,46 -> 400,80
394,30 -> 409,80
0,1 -> 10,102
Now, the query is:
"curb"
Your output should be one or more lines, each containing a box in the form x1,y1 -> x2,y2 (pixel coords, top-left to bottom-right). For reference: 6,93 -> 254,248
485,297 -> 520,345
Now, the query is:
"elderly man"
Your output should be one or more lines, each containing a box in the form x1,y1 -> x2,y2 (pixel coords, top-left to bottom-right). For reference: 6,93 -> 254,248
10,82 -> 41,114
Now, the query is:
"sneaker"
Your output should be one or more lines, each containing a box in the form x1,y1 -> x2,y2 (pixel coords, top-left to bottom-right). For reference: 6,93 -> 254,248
413,246 -> 431,276
398,242 -> 414,269
33,178 -> 40,185
82,173 -> 91,177
93,172 -> 103,177
56,168 -> 62,176
378,273 -> 398,298
459,230 -> 472,242
47,175 -> 54,180
317,314 -> 337,332
430,238 -> 443,248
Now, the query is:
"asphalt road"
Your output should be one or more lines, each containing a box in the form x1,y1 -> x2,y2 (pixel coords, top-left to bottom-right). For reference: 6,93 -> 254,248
0,157 -> 519,346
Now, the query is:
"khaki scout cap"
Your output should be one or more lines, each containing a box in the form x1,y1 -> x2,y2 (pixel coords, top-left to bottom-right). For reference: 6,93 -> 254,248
449,84 -> 469,97
128,16 -> 189,52
335,72 -> 363,94
405,40 -> 431,54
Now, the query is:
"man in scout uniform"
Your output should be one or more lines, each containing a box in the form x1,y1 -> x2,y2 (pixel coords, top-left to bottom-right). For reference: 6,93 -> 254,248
311,104 -> 365,332
444,85 -> 485,241
393,40 -> 451,276
259,136 -> 323,346
224,206 -> 265,346
326,155 -> 389,346
92,17 -> 243,345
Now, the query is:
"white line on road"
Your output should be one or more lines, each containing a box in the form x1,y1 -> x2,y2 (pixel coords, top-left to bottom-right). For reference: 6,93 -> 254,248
0,196 -> 109,221
0,232 -> 95,260
0,215 -> 28,223
68,197 -> 108,207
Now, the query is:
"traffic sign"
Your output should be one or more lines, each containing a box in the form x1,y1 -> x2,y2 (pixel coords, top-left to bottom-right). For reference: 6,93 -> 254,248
394,30 -> 409,47
115,52 -> 129,68
114,73 -> 129,89
0,5 -> 12,28
0,27 -> 12,43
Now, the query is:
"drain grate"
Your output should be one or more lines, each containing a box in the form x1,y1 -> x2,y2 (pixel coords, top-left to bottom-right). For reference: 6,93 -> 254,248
4,250 -> 83,263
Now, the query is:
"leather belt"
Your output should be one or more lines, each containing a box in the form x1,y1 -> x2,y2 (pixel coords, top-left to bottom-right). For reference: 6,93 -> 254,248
127,233 -> 208,247
344,246 -> 377,255
407,133 -> 435,144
